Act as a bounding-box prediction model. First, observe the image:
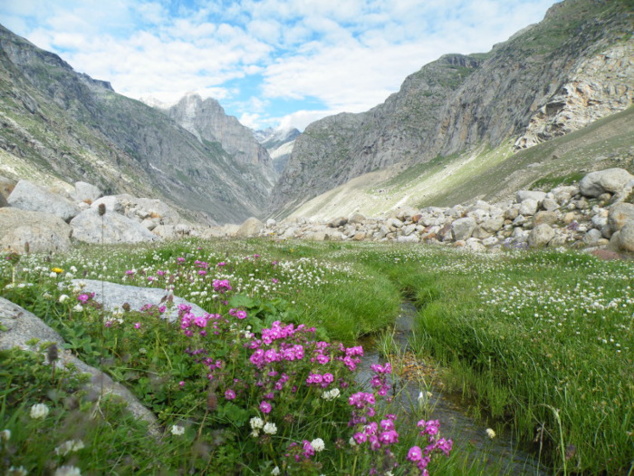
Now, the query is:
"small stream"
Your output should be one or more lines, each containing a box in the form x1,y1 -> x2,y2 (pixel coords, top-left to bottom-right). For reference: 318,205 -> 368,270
357,302 -> 549,475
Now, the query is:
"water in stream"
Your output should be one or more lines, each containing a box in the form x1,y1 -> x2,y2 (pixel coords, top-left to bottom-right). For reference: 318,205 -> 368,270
357,303 -> 549,475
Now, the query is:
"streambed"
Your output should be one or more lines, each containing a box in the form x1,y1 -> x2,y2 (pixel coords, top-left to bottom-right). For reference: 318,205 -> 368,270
357,302 -> 548,475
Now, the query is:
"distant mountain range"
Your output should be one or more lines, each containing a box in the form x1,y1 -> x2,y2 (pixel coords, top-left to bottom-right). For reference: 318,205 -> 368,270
0,0 -> 632,225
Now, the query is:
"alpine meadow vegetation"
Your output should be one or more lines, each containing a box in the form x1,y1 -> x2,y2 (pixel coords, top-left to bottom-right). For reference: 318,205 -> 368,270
1,239 -> 632,475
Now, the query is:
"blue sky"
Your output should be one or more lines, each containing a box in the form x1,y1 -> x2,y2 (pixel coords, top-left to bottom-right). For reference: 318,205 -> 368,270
1,0 -> 559,131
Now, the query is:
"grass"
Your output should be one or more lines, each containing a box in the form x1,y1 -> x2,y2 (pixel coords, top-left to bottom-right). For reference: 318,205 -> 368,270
1,239 -> 633,474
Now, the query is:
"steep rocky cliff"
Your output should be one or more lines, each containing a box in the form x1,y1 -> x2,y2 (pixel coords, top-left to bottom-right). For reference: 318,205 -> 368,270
164,93 -> 277,191
270,0 -> 633,216
254,127 -> 300,174
0,25 -> 271,224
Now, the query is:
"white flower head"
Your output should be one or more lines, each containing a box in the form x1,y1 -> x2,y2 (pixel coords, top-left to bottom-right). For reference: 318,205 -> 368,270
55,439 -> 85,456
58,294 -> 69,303
54,465 -> 82,476
0,429 -> 10,441
271,467 -> 281,475
73,304 -> 83,312
321,388 -> 340,401
263,422 -> 277,435
485,428 -> 496,439
30,403 -> 49,419
250,416 -> 264,430
310,438 -> 325,452
170,425 -> 185,436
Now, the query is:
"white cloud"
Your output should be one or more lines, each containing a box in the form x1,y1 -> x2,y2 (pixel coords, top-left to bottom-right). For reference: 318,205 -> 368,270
0,0 -> 559,130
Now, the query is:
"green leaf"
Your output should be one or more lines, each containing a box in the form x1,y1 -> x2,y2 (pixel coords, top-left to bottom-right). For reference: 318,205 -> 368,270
228,295 -> 255,308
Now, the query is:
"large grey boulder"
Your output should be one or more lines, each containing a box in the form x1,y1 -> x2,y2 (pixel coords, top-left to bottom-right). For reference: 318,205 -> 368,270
451,217 -> 476,241
70,279 -> 207,322
72,181 -> 103,203
8,180 -> 80,222
612,224 -> 634,252
528,223 -> 555,248
235,217 -> 264,237
70,207 -> 161,244
518,199 -> 539,216
0,297 -> 158,433
608,202 -> 634,232
0,208 -> 72,253
579,168 -> 634,198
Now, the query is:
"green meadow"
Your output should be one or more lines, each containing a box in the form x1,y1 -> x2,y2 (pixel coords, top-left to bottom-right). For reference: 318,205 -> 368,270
1,239 -> 632,475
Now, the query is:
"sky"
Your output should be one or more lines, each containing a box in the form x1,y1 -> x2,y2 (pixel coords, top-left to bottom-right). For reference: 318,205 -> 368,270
0,0 -> 559,131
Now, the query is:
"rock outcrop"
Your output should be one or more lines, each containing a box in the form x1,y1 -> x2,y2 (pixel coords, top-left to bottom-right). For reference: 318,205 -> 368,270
0,297 -> 159,432
8,180 -> 80,222
270,0 -> 633,217
0,207 -> 72,253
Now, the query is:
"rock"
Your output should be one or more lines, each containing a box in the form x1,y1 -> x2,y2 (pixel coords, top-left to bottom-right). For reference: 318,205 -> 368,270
397,234 -> 419,243
349,213 -> 366,224
387,217 -> 404,229
0,297 -> 159,433
72,181 -> 103,203
583,228 -> 603,246
614,223 -> 634,252
552,185 -> 579,204
541,198 -> 559,211
70,279 -> 207,322
235,217 -> 264,237
534,211 -> 559,226
353,232 -> 367,241
451,217 -> 476,241
481,216 -> 505,233
528,223 -> 555,247
91,195 -> 127,214
0,208 -> 72,253
518,199 -> 538,216
8,180 -> 80,222
504,206 -> 519,220
0,176 -> 16,200
266,218 -> 277,227
0,191 -> 8,208
70,207 -> 161,244
516,191 -> 546,203
327,217 -> 348,228
579,168 -> 634,198
465,238 -> 486,252
608,203 -> 634,233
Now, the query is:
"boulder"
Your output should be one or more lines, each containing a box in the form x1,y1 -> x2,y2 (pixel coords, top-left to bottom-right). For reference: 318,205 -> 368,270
70,207 -> 161,244
534,211 -> 559,226
8,180 -> 80,222
235,217 -> 264,237
349,213 -> 366,224
579,168 -> 634,198
518,199 -> 538,216
608,203 -> 634,232
451,217 -> 476,241
0,297 -> 159,433
91,195 -> 127,214
583,228 -> 603,246
613,223 -> 634,252
0,175 -> 15,200
528,223 -> 555,248
0,208 -> 72,253
72,181 -> 103,203
0,191 -> 7,208
516,191 -> 546,203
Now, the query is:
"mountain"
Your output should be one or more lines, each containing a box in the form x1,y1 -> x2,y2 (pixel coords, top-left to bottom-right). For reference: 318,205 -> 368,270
270,0 -> 634,218
0,25 -> 272,225
158,93 -> 277,190
254,127 -> 301,174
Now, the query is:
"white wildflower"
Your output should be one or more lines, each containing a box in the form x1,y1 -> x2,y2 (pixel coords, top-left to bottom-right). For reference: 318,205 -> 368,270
263,422 -> 277,435
55,439 -> 85,456
0,429 -> 10,441
310,438 -> 325,452
73,304 -> 83,312
54,465 -> 82,476
271,467 -> 280,475
170,425 -> 185,436
30,403 -> 49,419
485,428 -> 496,439
250,417 -> 264,430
